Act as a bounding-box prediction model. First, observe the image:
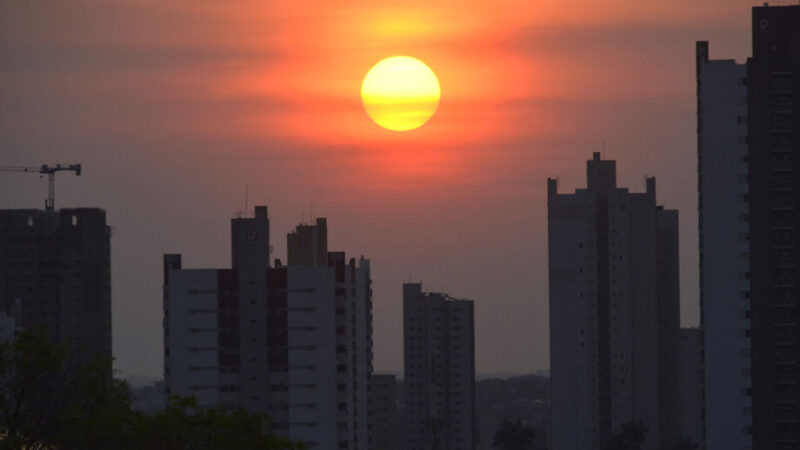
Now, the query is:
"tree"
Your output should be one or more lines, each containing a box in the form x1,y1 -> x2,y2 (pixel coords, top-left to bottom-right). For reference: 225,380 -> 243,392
140,396 -> 304,450
0,329 -> 135,450
0,330 -> 304,450
492,419 -> 536,450
602,421 -> 649,450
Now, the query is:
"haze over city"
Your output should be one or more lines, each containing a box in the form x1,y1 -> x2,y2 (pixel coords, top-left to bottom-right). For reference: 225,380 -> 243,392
1,0 -> 753,381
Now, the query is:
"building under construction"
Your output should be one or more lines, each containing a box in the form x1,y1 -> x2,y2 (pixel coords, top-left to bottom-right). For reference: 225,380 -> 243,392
0,163 -> 112,361
0,207 -> 112,360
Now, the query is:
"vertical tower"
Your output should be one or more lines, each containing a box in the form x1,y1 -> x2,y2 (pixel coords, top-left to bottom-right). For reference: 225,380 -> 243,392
748,5 -> 800,448
403,282 -> 476,450
695,41 -> 751,450
231,206 -> 271,412
699,6 -> 800,447
0,208 -> 112,361
164,208 -> 372,450
547,154 -> 680,450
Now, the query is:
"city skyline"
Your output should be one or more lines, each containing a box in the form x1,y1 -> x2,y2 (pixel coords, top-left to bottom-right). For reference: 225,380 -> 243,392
1,0 -> 756,379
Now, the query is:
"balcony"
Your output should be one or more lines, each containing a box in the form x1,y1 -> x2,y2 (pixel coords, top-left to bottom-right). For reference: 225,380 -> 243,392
771,184 -> 795,193
771,82 -> 793,94
772,202 -> 795,211
772,103 -> 793,113
771,146 -> 794,154
772,161 -> 795,172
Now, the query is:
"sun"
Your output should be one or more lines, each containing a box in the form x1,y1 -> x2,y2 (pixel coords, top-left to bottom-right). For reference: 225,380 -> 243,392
361,56 -> 441,132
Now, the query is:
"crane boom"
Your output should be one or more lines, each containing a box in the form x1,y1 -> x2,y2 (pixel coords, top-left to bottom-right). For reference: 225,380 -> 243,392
0,164 -> 82,210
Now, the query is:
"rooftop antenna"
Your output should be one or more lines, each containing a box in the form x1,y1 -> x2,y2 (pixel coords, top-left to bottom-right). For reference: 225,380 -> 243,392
245,185 -> 249,217
310,203 -> 314,221
602,139 -> 606,159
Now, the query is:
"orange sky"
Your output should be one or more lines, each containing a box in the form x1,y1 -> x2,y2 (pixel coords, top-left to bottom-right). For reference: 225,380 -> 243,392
0,0 -> 755,378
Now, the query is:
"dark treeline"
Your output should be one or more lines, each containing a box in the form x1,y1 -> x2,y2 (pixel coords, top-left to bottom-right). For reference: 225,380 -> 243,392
0,330 -> 304,450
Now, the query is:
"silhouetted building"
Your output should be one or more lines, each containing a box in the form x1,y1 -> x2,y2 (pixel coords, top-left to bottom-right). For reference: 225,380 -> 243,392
403,283 -> 476,450
164,207 -> 373,450
370,374 -> 399,450
748,5 -> 800,448
547,153 -> 680,450
0,208 -> 111,359
695,40 -> 751,450
677,328 -> 704,448
698,5 -> 800,448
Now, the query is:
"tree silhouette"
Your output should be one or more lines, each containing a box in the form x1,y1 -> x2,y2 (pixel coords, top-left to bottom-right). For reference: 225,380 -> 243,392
492,419 -> 536,450
0,330 -> 303,450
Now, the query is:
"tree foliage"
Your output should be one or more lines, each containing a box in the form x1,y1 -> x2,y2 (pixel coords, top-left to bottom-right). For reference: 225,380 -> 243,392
139,396 -> 302,450
0,330 -> 303,450
492,419 -> 536,450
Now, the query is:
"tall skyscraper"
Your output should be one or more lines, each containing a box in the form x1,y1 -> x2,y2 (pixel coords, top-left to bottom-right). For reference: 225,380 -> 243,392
403,282 -> 476,450
164,207 -> 373,450
698,5 -> 800,448
695,40 -> 751,450
748,5 -> 800,448
547,153 -> 680,450
0,208 -> 112,359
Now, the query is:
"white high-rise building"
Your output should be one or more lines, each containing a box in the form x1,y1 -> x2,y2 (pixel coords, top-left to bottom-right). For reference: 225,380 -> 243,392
402,282 -> 476,450
164,207 -> 373,450
695,41 -> 751,450
547,153 -> 680,450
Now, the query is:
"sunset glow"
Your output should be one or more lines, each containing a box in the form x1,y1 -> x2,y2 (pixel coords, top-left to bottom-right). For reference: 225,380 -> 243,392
1,0 -> 755,384
361,56 -> 441,131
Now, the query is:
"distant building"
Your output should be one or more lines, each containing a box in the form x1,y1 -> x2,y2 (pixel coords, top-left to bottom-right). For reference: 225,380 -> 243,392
370,374 -> 398,450
403,282 -> 476,450
698,5 -> 800,448
547,153 -> 680,450
695,40 -> 750,450
677,328 -> 703,448
0,208 -> 112,359
164,207 -> 373,450
0,311 -> 15,343
131,380 -> 167,414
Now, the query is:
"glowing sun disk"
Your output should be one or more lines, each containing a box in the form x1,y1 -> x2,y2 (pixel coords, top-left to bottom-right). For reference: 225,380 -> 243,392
361,56 -> 441,131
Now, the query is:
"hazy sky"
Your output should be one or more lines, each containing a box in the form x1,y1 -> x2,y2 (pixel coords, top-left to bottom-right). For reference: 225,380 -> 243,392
1,0 -> 754,378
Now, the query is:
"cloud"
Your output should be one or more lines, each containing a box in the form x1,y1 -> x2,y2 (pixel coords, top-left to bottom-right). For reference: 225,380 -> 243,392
0,43 -> 276,73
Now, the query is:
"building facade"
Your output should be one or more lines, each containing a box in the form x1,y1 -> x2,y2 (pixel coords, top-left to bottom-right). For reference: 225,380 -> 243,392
547,153 -> 680,450
748,5 -> 800,448
698,5 -> 800,448
0,208 -> 111,359
403,283 -> 476,450
677,328 -> 704,448
696,40 -> 752,450
370,374 -> 399,450
164,208 -> 373,450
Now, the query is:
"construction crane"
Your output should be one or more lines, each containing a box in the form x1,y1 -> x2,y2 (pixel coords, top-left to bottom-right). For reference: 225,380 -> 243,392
0,164 -> 82,211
